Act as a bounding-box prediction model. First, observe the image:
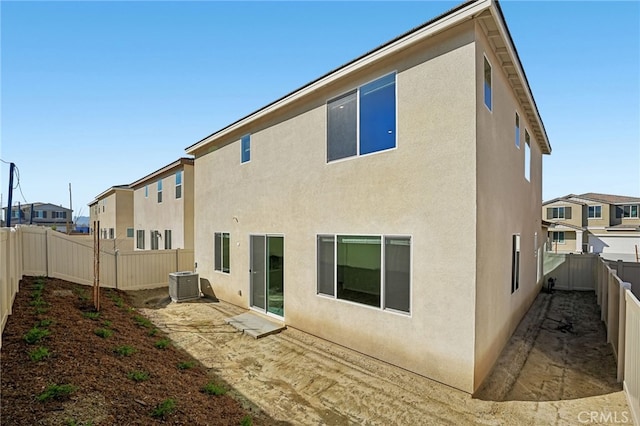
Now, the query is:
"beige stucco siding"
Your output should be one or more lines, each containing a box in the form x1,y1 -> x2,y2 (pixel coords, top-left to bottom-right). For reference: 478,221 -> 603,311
543,200 -> 584,228
133,164 -> 194,251
473,23 -> 545,392
194,23 -> 478,392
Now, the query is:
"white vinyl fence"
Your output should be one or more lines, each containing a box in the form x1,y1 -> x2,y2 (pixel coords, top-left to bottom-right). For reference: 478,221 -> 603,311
1,225 -> 195,347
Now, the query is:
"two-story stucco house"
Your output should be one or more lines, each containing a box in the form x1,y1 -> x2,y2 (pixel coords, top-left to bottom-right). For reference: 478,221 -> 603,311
129,158 -> 194,251
3,203 -> 73,230
185,0 -> 550,393
89,185 -> 134,251
544,193 -> 640,261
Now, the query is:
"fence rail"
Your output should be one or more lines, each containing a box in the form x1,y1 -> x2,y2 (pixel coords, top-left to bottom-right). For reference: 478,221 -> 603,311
1,226 -> 194,348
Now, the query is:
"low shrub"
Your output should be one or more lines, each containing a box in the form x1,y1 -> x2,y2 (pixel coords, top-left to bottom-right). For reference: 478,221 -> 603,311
150,398 -> 176,418
37,384 -> 77,402
114,345 -> 136,356
201,382 -> 226,396
127,370 -> 150,382
83,312 -> 100,320
133,315 -> 153,328
154,339 -> 170,349
177,361 -> 195,370
94,328 -> 113,339
24,327 -> 50,344
29,346 -> 51,362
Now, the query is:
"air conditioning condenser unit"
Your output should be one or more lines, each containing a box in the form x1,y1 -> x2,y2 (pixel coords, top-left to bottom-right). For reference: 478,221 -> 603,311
169,271 -> 200,302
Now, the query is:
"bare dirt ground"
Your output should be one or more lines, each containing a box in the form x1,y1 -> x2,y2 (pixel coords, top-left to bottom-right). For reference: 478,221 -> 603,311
0,277 -> 275,425
138,288 -> 632,425
2,278 -> 632,425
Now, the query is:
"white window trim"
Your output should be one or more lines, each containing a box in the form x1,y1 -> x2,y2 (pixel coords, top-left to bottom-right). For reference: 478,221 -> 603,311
515,111 -> 521,149
587,205 -> 602,219
524,129 -> 531,182
315,232 -> 412,316
214,231 -> 231,274
326,71 -> 398,164
240,134 -> 251,165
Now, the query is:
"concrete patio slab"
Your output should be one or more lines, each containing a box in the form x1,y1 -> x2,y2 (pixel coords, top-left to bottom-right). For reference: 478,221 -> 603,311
225,312 -> 285,338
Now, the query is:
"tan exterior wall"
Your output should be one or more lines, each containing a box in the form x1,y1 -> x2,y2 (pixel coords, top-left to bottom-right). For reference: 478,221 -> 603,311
193,22 -> 479,392
543,200 -> 584,228
548,230 -> 577,253
586,203 -> 609,228
473,23 -> 545,392
133,164 -> 194,251
89,190 -> 134,251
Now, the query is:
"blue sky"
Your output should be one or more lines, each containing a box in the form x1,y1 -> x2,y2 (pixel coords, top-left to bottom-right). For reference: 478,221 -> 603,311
1,1 -> 639,218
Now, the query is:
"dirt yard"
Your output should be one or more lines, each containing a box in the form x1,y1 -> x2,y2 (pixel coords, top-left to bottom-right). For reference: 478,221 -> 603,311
1,278 -> 632,425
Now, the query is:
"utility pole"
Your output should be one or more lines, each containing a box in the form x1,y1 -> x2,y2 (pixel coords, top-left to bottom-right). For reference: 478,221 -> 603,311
6,162 -> 15,227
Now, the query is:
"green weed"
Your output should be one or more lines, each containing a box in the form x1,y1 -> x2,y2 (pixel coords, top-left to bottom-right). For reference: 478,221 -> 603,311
38,318 -> 53,327
240,415 -> 253,426
94,328 -> 113,338
201,382 -> 226,396
177,361 -> 195,370
24,327 -> 50,344
133,315 -> 153,328
147,328 -> 158,337
127,370 -> 150,382
154,339 -> 170,349
150,398 -> 176,419
102,320 -> 112,328
29,346 -> 51,362
37,384 -> 76,402
83,311 -> 100,320
113,345 -> 136,356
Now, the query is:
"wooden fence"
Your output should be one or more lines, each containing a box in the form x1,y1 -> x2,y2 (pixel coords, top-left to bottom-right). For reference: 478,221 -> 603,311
1,226 -> 195,347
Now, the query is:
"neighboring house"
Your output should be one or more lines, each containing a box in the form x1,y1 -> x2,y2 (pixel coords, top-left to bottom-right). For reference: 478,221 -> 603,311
185,0 -> 551,394
129,158 -> 194,251
543,193 -> 640,261
88,185 -> 134,251
2,203 -> 73,230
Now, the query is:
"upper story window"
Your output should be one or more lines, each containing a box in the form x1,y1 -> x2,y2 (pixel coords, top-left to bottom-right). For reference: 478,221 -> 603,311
547,206 -> 571,220
524,130 -> 531,181
145,185 -> 148,198
618,205 -> 639,219
241,134 -> 251,163
483,56 -> 492,111
515,113 -> 520,149
588,205 -> 602,219
157,180 -> 163,203
53,211 -> 67,219
175,171 -> 182,199
35,210 -> 46,219
327,72 -> 396,162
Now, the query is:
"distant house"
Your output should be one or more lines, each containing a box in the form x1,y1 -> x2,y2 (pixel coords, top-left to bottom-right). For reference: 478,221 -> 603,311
2,203 -> 73,230
185,0 -> 550,394
89,185 -> 134,250
543,193 -> 640,261
129,158 -> 194,251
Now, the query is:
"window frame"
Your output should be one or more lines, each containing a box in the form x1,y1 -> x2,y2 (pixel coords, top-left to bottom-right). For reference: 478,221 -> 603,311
241,134 -> 251,164
164,229 -> 172,250
552,231 -> 565,244
214,232 -> 231,274
326,72 -> 398,163
150,230 -> 159,250
316,233 -> 411,315
549,206 -> 565,219
588,205 -> 602,219
622,205 -> 639,219
136,230 -> 145,249
157,180 -> 163,203
126,228 -> 134,238
515,112 -> 520,149
524,129 -> 531,182
511,234 -> 520,294
175,171 -> 182,199
483,55 -> 492,112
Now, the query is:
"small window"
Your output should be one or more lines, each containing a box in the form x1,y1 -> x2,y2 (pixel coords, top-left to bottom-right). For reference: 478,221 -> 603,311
175,171 -> 182,199
327,73 -> 396,162
588,205 -> 602,219
109,228 -> 114,239
145,185 -> 148,198
552,231 -> 565,244
126,228 -> 134,238
524,130 -> 531,181
164,230 -> 172,250
151,230 -> 159,250
241,134 -> 251,163
511,234 -> 520,293
136,230 -> 145,249
157,180 -> 163,203
214,232 -> 230,273
515,113 -> 520,149
484,56 -> 492,111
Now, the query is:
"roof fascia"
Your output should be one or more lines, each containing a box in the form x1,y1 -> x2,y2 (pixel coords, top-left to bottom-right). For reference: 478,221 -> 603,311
129,157 -> 194,189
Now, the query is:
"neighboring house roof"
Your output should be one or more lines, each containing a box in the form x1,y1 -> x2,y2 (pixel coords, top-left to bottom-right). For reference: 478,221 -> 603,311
186,0 -> 550,157
543,193 -> 640,207
129,157 -> 194,189
606,223 -> 640,232
3,203 -> 72,211
546,221 -> 584,232
576,193 -> 640,205
89,185 -> 133,206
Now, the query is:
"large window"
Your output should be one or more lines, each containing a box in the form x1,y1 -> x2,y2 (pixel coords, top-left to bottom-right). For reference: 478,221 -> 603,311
136,230 -> 145,249
241,134 -> 251,163
484,56 -> 492,111
588,205 -> 602,219
175,171 -> 182,199
327,73 -> 396,162
317,234 -> 410,313
524,130 -> 531,181
547,206 -> 571,220
164,230 -> 172,250
511,234 -> 520,294
214,232 -> 230,273
157,180 -> 163,203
